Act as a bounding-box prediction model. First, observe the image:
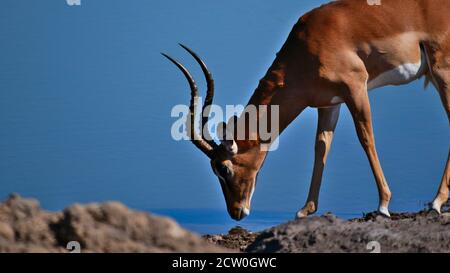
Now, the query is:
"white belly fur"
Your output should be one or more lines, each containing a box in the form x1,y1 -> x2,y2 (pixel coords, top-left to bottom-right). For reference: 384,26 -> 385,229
324,44 -> 428,107
367,48 -> 427,91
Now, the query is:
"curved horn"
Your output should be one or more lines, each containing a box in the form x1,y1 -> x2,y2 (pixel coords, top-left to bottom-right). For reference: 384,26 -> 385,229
161,53 -> 215,158
178,44 -> 218,149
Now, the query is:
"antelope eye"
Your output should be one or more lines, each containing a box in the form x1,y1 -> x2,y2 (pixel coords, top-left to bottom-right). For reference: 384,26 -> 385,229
217,164 -> 231,178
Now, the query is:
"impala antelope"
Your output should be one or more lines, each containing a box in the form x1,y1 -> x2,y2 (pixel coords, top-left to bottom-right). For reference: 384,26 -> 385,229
163,0 -> 449,220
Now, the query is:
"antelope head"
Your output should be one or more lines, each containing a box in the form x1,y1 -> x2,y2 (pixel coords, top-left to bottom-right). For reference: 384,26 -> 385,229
162,44 -> 264,221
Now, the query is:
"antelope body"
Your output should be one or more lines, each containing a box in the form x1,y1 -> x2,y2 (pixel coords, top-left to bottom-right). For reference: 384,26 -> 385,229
163,0 -> 450,220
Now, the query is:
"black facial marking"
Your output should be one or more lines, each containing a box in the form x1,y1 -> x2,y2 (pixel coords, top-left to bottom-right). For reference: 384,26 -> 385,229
212,161 -> 231,179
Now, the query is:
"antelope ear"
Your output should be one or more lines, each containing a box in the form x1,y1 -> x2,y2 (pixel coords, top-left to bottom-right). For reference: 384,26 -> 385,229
217,121 -> 238,155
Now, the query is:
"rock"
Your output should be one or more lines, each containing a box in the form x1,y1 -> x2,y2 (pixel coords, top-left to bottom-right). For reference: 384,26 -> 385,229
0,222 -> 14,241
0,194 -> 227,253
246,210 -> 450,253
204,226 -> 259,252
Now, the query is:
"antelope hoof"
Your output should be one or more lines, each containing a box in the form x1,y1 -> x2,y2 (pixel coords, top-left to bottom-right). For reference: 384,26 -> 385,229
431,200 -> 442,214
378,206 -> 391,218
295,210 -> 309,219
295,203 -> 317,219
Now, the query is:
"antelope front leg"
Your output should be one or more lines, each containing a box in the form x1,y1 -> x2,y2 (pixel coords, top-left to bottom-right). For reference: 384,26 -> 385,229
429,63 -> 450,213
345,85 -> 392,217
432,152 -> 450,213
296,105 -> 341,218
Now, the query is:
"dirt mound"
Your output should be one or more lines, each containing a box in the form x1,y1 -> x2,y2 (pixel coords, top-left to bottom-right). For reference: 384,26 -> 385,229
204,226 -> 259,252
0,194 -> 227,253
246,211 -> 450,253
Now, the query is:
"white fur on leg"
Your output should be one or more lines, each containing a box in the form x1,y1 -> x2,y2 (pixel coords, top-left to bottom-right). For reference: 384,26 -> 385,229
295,209 -> 308,219
432,199 -> 442,214
378,205 -> 391,217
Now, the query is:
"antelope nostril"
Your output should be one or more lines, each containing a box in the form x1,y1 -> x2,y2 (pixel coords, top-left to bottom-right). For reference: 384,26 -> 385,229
235,208 -> 243,220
